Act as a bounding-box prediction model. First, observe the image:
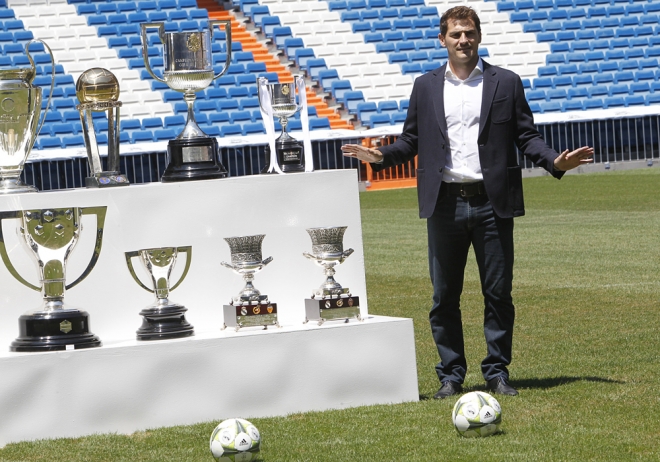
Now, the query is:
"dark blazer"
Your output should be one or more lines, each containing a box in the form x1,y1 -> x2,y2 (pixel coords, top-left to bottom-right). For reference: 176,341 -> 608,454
377,60 -> 564,219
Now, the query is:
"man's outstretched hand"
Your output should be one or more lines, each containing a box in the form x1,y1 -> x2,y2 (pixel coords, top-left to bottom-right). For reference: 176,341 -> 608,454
341,144 -> 384,163
554,146 -> 594,171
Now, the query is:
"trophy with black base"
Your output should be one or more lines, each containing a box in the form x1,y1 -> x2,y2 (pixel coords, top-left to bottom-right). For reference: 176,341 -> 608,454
258,75 -> 307,174
0,207 -> 107,351
221,235 -> 279,331
125,246 -> 194,340
303,226 -> 361,326
77,68 -> 129,188
141,20 -> 231,182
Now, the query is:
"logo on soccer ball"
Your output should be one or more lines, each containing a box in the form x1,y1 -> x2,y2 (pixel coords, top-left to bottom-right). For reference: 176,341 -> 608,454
452,391 -> 502,438
210,418 -> 261,460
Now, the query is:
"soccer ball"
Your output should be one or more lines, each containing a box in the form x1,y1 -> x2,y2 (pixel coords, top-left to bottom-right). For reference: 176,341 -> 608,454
452,391 -> 502,438
209,418 -> 260,460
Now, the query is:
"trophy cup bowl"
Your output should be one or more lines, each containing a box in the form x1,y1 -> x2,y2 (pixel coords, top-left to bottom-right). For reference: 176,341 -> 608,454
221,234 -> 273,304
76,68 -> 129,188
0,39 -> 55,194
0,206 -> 106,351
125,246 -> 194,340
141,21 -> 232,182
303,226 -> 354,298
258,76 -> 305,173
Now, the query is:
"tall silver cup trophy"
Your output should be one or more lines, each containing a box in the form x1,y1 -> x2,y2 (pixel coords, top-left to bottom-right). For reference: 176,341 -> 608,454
141,21 -> 231,182
0,207 -> 107,351
221,235 -> 279,330
303,226 -> 361,325
0,39 -> 54,193
77,68 -> 129,188
125,246 -> 194,340
258,75 -> 305,173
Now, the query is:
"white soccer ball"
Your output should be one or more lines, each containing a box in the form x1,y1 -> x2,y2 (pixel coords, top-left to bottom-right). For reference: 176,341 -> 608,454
210,418 -> 261,460
452,391 -> 502,438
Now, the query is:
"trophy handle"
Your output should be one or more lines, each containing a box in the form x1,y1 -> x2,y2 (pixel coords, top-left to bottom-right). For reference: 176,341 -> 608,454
0,211 -> 41,292
343,248 -> 354,258
221,261 -> 236,271
124,250 -> 154,293
26,39 -> 55,140
65,206 -> 107,290
169,246 -> 192,292
262,256 -> 273,266
209,19 -> 232,80
302,252 -> 317,261
140,22 -> 167,84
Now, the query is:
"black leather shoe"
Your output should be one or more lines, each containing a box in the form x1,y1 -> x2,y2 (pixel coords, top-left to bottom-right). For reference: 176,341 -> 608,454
433,381 -> 463,399
486,377 -> 519,396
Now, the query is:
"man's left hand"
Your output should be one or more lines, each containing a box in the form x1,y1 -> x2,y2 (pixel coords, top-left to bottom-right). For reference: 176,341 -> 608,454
554,146 -> 594,171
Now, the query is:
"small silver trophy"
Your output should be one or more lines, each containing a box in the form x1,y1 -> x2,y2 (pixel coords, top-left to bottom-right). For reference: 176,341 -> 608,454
303,226 -> 361,325
77,68 -> 129,188
221,234 -> 278,330
258,75 -> 306,173
141,20 -> 231,182
0,39 -> 54,194
125,246 -> 194,340
0,207 -> 107,351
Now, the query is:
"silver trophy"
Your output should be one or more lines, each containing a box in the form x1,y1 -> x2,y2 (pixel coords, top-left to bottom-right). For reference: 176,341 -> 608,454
221,235 -> 278,330
258,75 -> 305,173
0,206 -> 107,351
0,39 -> 54,194
141,20 -> 231,182
125,246 -> 194,340
303,226 -> 361,325
77,68 -> 129,188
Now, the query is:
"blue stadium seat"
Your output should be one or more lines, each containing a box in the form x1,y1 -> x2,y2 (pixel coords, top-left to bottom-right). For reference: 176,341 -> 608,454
305,59 -> 327,80
594,73 -> 614,85
625,95 -> 646,107
568,87 -> 588,100
629,82 -> 649,96
526,90 -> 546,102
603,96 -> 625,109
396,41 -> 415,52
154,129 -> 177,141
329,1 -> 348,11
309,118 -> 331,130
142,117 -> 163,130
609,84 -> 630,96
539,101 -> 561,113
62,135 -> 85,148
572,74 -> 593,87
343,91 -> 365,114
547,89 -> 567,101
589,85 -> 609,98
357,102 -> 378,124
230,111 -> 252,124
242,122 -> 265,136
370,114 -> 392,128
401,63 -> 422,75
331,80 -> 352,101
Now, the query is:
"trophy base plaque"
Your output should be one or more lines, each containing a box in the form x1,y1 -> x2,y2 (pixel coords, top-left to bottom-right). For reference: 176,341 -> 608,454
85,173 -> 130,188
10,309 -> 102,352
137,304 -> 194,341
162,138 -> 227,182
263,138 -> 305,173
223,302 -> 279,331
304,295 -> 361,326
0,178 -> 38,195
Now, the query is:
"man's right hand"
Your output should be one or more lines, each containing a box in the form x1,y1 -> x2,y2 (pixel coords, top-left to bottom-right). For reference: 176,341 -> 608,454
341,144 -> 384,163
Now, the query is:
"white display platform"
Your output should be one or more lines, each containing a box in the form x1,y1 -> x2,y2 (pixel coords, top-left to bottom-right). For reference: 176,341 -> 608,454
0,169 -> 368,341
0,316 -> 419,447
0,170 -> 420,446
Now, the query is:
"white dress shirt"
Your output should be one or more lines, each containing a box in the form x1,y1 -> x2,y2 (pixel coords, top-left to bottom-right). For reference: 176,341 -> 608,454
442,59 -> 484,184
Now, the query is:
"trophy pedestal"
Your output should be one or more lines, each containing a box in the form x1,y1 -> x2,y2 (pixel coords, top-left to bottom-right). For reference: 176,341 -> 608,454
264,136 -> 305,173
304,296 -> 361,326
85,173 -> 130,188
10,309 -> 101,352
0,178 -> 38,194
137,304 -> 194,341
162,137 -> 227,182
223,302 -> 279,331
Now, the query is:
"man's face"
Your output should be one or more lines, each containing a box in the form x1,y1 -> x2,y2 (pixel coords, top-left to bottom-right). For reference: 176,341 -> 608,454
439,18 -> 481,69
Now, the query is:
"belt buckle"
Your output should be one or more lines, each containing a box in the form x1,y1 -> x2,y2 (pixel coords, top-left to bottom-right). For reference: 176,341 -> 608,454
460,185 -> 469,197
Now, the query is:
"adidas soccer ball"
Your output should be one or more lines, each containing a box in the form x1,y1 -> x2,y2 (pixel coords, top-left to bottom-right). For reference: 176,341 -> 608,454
209,418 -> 260,460
452,391 -> 502,438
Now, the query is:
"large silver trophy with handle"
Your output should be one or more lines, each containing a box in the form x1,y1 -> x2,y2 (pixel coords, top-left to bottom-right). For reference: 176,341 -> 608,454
221,234 -> 278,330
0,206 -> 107,351
258,75 -> 307,173
0,39 -> 54,194
77,68 -> 129,188
141,20 -> 231,182
303,226 -> 361,325
125,246 -> 194,340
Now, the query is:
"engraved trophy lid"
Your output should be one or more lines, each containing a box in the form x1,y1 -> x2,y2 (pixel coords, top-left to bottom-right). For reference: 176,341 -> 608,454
306,226 -> 347,257
224,234 -> 265,266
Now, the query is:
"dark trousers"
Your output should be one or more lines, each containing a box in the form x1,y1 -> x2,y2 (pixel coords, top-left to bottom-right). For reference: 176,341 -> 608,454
427,190 -> 515,384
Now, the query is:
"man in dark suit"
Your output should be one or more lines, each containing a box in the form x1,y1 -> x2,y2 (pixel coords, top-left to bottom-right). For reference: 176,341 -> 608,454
342,6 -> 593,398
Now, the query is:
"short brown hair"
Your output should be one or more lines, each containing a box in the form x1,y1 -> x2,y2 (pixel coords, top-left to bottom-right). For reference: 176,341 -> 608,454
440,6 -> 481,36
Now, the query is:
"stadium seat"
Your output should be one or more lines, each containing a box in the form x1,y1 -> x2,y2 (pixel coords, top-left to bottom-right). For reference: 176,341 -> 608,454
309,118 -> 331,130
369,114 -> 392,128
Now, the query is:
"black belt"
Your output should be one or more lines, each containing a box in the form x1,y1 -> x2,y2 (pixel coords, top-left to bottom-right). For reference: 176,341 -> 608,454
442,181 -> 486,198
